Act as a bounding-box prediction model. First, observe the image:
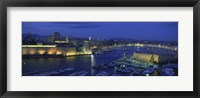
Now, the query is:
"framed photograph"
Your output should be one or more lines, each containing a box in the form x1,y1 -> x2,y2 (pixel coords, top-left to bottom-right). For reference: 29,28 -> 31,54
0,0 -> 199,98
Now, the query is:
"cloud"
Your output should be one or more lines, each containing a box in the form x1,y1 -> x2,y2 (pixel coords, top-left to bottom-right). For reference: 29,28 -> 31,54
48,22 -> 103,29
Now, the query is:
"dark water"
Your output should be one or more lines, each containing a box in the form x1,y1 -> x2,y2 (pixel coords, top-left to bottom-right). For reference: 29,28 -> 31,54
22,46 -> 139,75
22,46 -> 178,76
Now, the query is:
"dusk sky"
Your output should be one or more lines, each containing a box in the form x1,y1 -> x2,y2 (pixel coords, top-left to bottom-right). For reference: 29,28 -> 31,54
22,22 -> 178,41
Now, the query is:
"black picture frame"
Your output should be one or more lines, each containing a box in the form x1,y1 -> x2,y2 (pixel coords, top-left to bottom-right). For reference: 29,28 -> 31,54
0,0 -> 199,98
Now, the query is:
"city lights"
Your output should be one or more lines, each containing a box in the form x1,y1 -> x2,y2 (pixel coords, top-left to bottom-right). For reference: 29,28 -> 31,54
38,50 -> 45,55
22,22 -> 178,76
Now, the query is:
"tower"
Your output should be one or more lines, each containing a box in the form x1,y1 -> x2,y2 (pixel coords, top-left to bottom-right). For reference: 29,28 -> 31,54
66,36 -> 69,44
89,36 -> 91,41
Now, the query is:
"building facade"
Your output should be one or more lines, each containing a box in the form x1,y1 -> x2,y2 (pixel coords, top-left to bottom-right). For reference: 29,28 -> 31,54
133,52 -> 177,64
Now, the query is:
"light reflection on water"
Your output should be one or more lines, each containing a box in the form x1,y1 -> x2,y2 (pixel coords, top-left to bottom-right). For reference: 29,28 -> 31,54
22,46 -> 165,76
22,46 -> 138,75
23,55 -> 92,75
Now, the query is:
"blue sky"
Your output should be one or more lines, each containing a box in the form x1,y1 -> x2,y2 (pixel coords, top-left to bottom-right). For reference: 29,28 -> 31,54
22,22 -> 178,41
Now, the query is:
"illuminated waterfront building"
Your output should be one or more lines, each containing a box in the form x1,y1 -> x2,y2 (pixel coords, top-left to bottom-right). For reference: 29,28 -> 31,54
22,45 -> 57,55
22,44 -> 91,57
135,43 -> 144,47
66,47 -> 77,56
133,52 -> 177,64
133,52 -> 159,63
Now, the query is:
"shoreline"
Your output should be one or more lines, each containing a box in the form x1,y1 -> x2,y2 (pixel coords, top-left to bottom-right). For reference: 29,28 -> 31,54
22,54 -> 92,59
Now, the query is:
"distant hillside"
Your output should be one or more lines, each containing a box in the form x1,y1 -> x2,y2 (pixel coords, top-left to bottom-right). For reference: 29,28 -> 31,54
22,33 -> 87,40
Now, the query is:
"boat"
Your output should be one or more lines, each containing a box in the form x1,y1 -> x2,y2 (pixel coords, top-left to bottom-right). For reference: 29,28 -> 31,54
58,69 -> 65,73
116,67 -> 132,73
64,68 -> 75,72
96,71 -> 111,76
92,64 -> 108,69
165,64 -> 178,69
107,63 -> 116,68
78,71 -> 89,76
68,71 -> 89,76
48,71 -> 60,76
160,68 -> 175,76
142,67 -> 155,75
